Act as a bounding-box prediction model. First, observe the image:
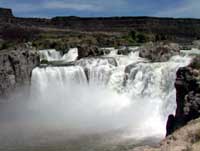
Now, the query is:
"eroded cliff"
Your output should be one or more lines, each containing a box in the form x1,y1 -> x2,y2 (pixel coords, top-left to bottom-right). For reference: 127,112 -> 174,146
0,47 -> 39,97
1,8 -> 200,43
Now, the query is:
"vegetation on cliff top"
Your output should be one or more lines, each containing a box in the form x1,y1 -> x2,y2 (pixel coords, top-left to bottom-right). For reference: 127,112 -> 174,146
0,24 -> 170,51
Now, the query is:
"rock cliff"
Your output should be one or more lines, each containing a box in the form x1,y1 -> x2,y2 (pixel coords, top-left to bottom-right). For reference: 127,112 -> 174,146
1,8 -> 200,43
0,47 -> 40,97
0,8 -> 13,18
166,57 -> 200,136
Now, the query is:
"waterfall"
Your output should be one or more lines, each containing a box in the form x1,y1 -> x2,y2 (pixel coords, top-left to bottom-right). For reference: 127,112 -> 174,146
39,49 -> 62,61
39,48 -> 78,62
31,48 -> 192,139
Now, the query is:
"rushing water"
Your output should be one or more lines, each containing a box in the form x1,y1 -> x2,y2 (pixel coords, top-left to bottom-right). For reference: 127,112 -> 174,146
0,47 -> 192,150
32,48 -> 191,137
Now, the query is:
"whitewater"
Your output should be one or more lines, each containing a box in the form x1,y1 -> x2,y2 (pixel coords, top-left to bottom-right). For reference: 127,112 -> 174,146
0,47 -> 192,150
32,48 -> 191,138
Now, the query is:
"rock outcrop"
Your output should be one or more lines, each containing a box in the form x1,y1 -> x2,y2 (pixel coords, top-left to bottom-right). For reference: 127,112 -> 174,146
1,8 -> 200,43
0,47 -> 40,97
166,57 -> 200,136
50,17 -> 200,42
139,42 -> 180,62
117,46 -> 132,55
0,8 -> 13,18
77,45 -> 110,59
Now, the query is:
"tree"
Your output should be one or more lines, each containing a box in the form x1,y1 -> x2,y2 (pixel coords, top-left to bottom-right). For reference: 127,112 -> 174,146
129,30 -> 136,40
137,33 -> 148,43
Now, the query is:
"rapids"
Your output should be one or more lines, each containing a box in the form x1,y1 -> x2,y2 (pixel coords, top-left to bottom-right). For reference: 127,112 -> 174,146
0,47 -> 192,150
31,47 -> 192,138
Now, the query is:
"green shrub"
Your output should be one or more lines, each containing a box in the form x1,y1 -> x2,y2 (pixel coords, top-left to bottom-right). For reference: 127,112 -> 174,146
129,30 -> 137,40
41,59 -> 49,64
136,33 -> 149,43
0,41 -> 14,50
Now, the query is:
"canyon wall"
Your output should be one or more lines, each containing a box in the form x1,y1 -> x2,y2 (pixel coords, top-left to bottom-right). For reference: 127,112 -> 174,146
0,8 -> 13,18
0,47 -> 39,97
166,57 -> 200,136
1,8 -> 200,42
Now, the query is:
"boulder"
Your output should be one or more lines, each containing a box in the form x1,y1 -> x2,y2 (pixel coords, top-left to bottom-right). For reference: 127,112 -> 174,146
117,46 -> 132,55
166,114 -> 175,137
77,45 -> 106,59
139,42 -> 180,62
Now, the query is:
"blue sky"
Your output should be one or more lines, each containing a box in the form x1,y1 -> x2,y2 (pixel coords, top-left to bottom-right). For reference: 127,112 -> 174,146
0,0 -> 199,18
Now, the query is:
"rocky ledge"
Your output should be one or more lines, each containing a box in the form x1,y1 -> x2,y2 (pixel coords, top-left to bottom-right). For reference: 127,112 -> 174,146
0,46 -> 40,97
139,42 -> 180,62
166,57 -> 200,136
77,45 -> 110,59
0,8 -> 13,18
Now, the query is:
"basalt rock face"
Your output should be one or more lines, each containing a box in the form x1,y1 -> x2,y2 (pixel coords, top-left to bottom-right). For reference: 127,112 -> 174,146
117,47 -> 132,55
166,57 -> 200,136
0,8 -> 13,18
50,17 -> 200,42
1,8 -> 200,43
139,42 -> 180,62
77,45 -> 110,59
0,48 -> 40,97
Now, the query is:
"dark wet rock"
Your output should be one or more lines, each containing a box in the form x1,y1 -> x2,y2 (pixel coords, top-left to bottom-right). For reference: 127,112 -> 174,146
183,92 -> 200,121
139,42 -> 180,62
117,46 -> 132,55
75,57 -> 118,67
125,61 -> 148,74
166,58 -> 200,136
175,67 -> 197,119
0,48 -> 40,97
99,48 -> 111,55
77,45 -> 108,59
39,61 -> 75,68
166,114 -> 175,137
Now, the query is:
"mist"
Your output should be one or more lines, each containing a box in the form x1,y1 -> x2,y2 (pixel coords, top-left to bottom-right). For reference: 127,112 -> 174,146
0,79 -> 166,148
0,49 -> 192,149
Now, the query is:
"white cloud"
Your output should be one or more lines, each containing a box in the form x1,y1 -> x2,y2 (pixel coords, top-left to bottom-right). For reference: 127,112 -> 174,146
44,1 -> 102,11
12,4 -> 41,13
9,0 -> 128,14
156,0 -> 200,18
0,0 -> 155,17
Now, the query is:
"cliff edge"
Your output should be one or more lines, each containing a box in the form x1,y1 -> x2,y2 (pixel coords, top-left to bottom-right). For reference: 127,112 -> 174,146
0,45 -> 39,97
0,8 -> 13,18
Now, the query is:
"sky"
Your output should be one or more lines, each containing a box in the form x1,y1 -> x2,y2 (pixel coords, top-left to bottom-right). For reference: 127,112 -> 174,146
0,0 -> 200,18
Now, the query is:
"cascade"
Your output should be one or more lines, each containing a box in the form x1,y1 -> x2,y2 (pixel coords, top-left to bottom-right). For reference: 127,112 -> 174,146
31,48 -> 192,139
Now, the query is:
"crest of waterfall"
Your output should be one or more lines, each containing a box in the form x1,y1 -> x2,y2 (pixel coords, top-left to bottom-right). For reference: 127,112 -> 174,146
62,48 -> 78,62
31,47 -> 192,139
39,49 -> 62,61
39,48 -> 78,62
